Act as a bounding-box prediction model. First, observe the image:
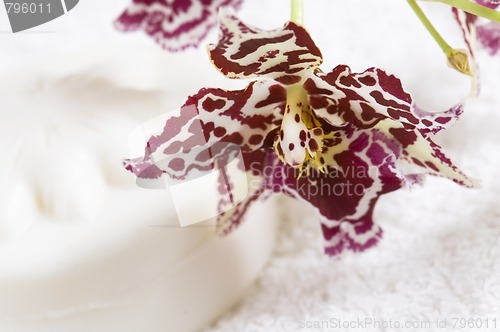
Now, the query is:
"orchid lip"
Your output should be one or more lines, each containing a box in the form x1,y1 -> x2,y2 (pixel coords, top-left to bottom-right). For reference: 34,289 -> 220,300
275,83 -> 327,174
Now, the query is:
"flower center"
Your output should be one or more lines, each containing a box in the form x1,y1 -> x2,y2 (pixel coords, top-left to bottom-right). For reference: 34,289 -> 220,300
273,83 -> 326,175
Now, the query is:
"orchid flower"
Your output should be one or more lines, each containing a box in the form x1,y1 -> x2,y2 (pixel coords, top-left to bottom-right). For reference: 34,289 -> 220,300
115,0 -> 242,51
125,13 -> 475,256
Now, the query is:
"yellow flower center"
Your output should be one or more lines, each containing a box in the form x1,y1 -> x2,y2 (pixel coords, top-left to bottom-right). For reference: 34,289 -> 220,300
273,83 -> 326,176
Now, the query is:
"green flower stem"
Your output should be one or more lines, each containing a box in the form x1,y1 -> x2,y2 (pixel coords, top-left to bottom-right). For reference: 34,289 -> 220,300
407,0 -> 452,54
419,0 -> 500,22
291,0 -> 304,24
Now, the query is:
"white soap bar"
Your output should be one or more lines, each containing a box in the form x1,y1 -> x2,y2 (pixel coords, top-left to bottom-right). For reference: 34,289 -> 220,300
0,70 -> 278,332
0,188 -> 277,332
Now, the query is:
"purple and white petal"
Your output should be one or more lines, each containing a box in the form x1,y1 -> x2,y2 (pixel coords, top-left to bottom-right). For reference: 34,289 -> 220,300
277,127 -> 405,256
305,66 -> 415,129
377,119 -> 478,188
453,8 -> 479,58
115,0 -> 242,51
126,80 -> 285,180
477,21 -> 500,55
475,0 -> 500,10
208,12 -> 322,83
452,8 -> 481,95
216,149 -> 276,234
306,66 -> 466,135
413,103 -> 464,137
182,80 -> 286,151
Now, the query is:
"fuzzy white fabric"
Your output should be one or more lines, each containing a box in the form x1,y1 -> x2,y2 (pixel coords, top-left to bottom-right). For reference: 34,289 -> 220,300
203,1 -> 500,332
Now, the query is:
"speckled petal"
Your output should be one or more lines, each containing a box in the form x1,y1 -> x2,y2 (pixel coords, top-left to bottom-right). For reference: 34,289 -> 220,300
277,127 -> 405,256
216,149 -> 275,234
476,0 -> 500,10
452,8 -> 481,94
413,103 -> 464,137
305,66 -> 414,128
305,65 -> 466,135
126,80 -> 285,180
477,22 -> 500,55
115,0 -> 242,51
377,119 -> 478,188
208,12 -> 322,83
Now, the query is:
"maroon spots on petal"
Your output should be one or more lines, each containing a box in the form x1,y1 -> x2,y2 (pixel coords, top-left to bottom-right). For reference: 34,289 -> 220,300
477,22 -> 500,56
227,132 -> 244,145
295,114 -> 300,122
387,108 -> 419,125
168,158 -> 185,172
323,137 -> 339,147
163,140 -> 182,154
255,84 -> 287,108
287,22 -> 323,59
309,96 -> 329,110
146,103 -> 199,154
115,0 -> 242,52
349,133 -> 370,152
326,105 -> 338,115
275,142 -> 285,158
195,150 -> 211,162
366,143 -> 386,166
339,75 -> 363,88
389,127 -> 418,148
308,139 -> 319,152
431,141 -> 454,166
313,128 -> 323,136
257,49 -> 279,63
214,127 -> 227,138
303,78 -> 333,96
411,157 -> 425,167
202,97 -> 226,111
370,91 -> 411,113
299,130 -> 307,141
289,143 -> 295,151
231,33 -> 293,61
425,161 -> 440,172
422,119 -> 433,127
435,116 -> 452,124
375,69 -> 412,103
359,102 -> 382,122
300,141 -> 306,148
249,134 -> 264,146
209,18 -> 322,79
202,121 -> 214,133
275,75 -> 302,85
358,75 -> 377,86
